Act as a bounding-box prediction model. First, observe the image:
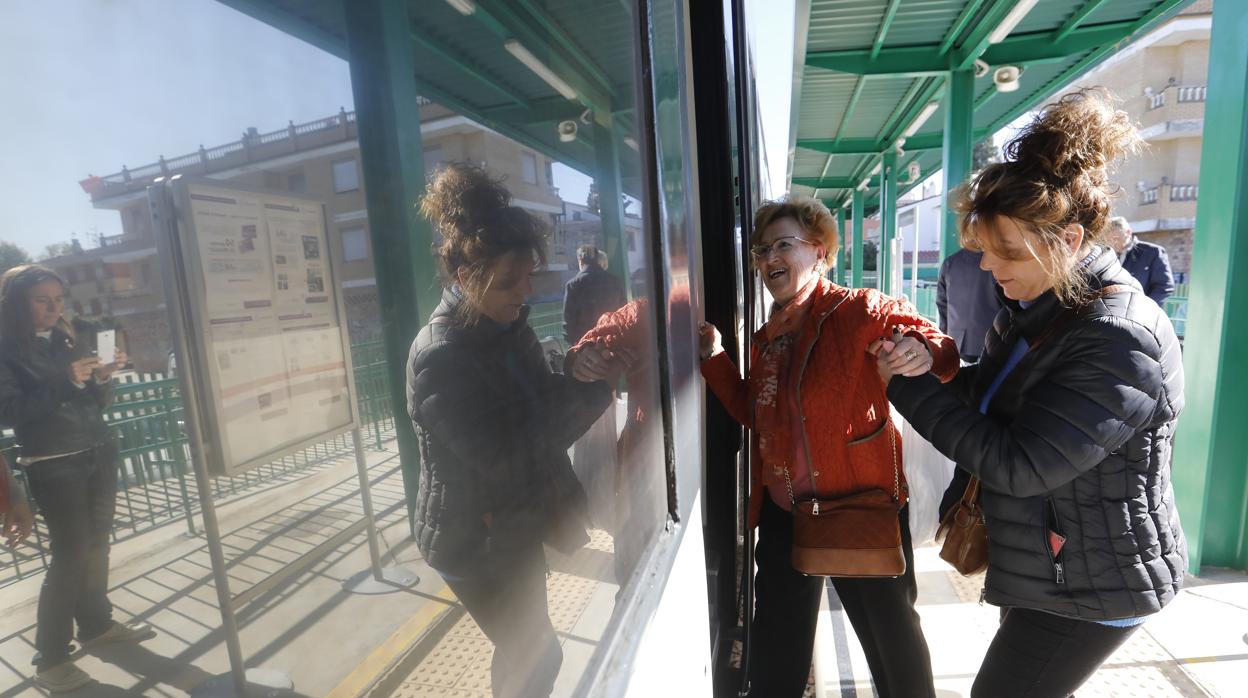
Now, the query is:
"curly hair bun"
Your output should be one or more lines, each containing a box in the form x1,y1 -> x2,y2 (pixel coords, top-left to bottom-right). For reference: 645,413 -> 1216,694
1006,88 -> 1141,186
419,162 -> 512,241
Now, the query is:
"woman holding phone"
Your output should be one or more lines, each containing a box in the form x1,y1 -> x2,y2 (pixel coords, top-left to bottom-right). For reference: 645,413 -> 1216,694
0,264 -> 154,693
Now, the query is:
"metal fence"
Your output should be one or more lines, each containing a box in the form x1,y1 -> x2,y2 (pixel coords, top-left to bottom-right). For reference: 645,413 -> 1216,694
1,341 -> 396,588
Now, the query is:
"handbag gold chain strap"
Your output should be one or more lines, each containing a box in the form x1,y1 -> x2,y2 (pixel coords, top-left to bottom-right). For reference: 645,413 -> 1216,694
783,415 -> 900,513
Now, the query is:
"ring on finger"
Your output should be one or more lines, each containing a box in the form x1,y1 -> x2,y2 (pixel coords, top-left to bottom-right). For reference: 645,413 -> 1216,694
903,349 -> 919,361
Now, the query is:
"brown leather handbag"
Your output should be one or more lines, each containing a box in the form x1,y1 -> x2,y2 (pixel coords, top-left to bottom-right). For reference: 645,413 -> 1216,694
935,476 -> 988,576
786,420 -> 905,578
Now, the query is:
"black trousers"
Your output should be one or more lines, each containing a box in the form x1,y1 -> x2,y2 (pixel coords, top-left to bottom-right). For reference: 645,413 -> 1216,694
24,445 -> 118,668
971,607 -> 1139,698
750,496 -> 935,698
442,547 -> 561,698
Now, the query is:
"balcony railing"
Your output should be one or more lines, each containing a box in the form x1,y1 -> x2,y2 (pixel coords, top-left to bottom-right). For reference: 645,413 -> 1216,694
1170,184 -> 1199,201
1177,86 -> 1207,103
1142,187 -> 1159,205
88,108 -> 358,197
1147,92 -> 1166,110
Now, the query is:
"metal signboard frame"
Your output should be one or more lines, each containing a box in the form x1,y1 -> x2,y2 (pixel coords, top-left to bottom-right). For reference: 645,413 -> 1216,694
149,176 -> 416,696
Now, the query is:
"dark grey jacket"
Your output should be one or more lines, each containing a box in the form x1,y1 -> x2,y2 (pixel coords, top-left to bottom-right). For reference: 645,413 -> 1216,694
563,265 -> 626,345
889,248 -> 1186,621
407,290 -> 612,575
1119,237 -> 1176,305
937,249 -> 1002,362
0,329 -> 113,458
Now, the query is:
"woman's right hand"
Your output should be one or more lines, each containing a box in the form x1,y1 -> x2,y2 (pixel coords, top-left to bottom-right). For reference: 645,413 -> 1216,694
698,322 -> 723,361
569,342 -> 619,383
68,357 -> 100,384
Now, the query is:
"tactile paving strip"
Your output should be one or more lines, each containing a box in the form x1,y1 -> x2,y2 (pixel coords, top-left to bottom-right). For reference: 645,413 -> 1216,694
390,529 -> 617,697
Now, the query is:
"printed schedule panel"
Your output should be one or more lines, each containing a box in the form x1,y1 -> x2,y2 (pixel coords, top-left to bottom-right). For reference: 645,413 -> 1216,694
171,180 -> 355,476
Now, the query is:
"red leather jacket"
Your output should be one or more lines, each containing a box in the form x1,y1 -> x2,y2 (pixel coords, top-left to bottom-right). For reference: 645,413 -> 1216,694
701,278 -> 959,528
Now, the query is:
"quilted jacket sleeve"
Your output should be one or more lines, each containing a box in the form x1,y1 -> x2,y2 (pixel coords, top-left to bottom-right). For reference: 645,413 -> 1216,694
409,342 -> 611,482
700,351 -> 753,429
886,318 -> 1166,498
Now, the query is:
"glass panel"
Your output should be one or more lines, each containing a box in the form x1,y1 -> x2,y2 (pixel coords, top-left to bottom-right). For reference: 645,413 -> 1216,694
521,151 -> 539,184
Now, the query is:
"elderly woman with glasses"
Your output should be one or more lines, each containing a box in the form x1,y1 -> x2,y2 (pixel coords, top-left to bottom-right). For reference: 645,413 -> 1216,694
698,195 -> 959,698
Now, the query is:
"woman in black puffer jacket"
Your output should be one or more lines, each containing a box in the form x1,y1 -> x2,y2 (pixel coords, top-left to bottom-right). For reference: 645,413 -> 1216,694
875,90 -> 1186,698
406,164 -> 612,698
0,265 -> 154,693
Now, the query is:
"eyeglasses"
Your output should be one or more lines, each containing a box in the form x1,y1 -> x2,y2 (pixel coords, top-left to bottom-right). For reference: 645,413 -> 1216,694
749,236 -> 816,260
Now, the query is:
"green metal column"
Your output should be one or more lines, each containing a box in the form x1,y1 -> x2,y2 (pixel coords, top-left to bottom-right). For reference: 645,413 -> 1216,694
593,121 -> 631,296
881,150 -> 898,295
835,207 -> 847,284
344,0 -> 440,530
852,189 -> 865,288
1172,0 -> 1248,574
942,69 -> 974,261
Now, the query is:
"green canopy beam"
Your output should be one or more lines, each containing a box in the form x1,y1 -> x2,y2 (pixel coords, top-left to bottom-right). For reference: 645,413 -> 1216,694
806,20 -> 1146,76
1173,0 -> 1248,573
937,0 -> 988,57
870,0 -> 904,61
792,176 -> 859,189
409,25 -> 529,107
1054,0 -> 1114,43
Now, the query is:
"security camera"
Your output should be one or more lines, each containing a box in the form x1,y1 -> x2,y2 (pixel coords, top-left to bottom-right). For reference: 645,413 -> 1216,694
558,120 -> 578,143
993,66 -> 1021,93
579,108 -> 593,125
973,59 -> 990,79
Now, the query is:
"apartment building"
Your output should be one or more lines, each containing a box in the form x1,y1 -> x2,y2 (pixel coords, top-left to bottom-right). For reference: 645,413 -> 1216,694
66,102 -> 565,371
1067,0 -> 1212,280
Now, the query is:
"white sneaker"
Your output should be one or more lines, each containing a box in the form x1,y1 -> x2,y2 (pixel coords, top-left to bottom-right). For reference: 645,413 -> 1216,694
33,661 -> 95,693
81,620 -> 157,649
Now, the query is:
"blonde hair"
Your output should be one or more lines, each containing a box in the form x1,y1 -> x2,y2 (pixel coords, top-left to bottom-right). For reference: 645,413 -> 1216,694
750,195 -> 839,269
957,88 -> 1141,305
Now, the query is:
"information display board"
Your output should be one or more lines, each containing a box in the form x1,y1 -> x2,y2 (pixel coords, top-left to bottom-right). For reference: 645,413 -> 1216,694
167,179 -> 356,475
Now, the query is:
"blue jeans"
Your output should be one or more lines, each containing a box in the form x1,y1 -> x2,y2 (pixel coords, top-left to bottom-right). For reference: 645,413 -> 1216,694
25,444 -> 118,668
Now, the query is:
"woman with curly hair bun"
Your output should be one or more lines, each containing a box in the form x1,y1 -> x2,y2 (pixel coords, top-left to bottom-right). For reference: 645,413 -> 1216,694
405,163 -> 613,698
878,89 -> 1187,697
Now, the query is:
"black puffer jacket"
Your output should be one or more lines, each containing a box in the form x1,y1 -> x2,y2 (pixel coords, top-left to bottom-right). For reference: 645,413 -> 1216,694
0,328 -> 113,458
407,290 -> 613,575
888,248 -> 1186,620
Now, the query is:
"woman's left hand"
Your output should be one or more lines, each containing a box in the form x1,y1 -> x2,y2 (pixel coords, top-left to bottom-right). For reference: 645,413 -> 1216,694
93,349 -> 128,381
868,331 -> 933,383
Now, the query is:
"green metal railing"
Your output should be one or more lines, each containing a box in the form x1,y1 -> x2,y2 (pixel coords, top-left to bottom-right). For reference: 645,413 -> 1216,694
528,300 -> 565,348
1,341 -> 396,588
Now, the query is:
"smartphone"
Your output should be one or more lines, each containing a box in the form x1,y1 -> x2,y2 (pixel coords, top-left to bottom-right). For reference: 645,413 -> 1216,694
96,330 -> 116,365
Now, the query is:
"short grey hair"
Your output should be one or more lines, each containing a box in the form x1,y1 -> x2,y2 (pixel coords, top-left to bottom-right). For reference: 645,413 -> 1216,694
1107,216 -> 1130,235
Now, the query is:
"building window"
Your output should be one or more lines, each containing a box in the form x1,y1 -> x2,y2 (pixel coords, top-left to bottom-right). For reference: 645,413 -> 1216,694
288,172 -> 307,193
65,267 -> 79,284
333,159 -> 360,193
521,152 -> 538,185
72,301 -> 84,316
342,227 -> 369,262
544,159 -> 553,185
89,298 -> 102,316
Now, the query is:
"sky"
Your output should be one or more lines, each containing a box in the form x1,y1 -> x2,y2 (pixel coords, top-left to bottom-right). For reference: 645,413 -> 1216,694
1,0 -> 795,257
1,0 -> 355,256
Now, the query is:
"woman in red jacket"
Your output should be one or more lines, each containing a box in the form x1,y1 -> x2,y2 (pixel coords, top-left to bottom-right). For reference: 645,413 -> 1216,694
699,195 -> 958,697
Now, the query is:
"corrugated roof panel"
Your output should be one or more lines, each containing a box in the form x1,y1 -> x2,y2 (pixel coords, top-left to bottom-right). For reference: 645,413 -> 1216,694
807,0 -> 898,53
879,0 -> 970,47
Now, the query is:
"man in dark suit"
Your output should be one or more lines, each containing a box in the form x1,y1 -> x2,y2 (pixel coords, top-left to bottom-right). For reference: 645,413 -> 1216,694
1106,217 -> 1176,305
563,245 -> 627,346
936,249 -> 1002,364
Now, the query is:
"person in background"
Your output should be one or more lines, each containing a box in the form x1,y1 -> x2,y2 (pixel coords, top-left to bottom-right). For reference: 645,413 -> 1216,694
699,195 -> 957,698
1105,216 -> 1176,305
0,264 -> 154,693
879,90 -> 1186,698
562,244 -> 626,346
936,248 -> 1002,363
407,164 -> 613,698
